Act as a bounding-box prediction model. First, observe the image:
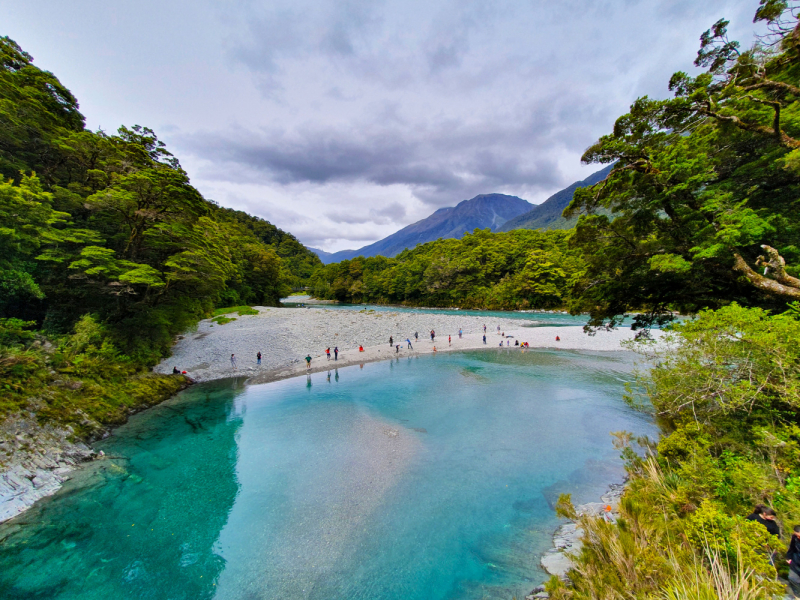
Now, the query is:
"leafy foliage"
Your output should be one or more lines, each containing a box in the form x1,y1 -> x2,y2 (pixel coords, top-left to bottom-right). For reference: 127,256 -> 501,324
549,303 -> 800,598
310,228 -> 583,310
0,36 -> 320,364
564,2 -> 800,328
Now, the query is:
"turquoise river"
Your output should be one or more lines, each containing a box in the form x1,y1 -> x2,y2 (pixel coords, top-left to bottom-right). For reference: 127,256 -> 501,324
0,348 -> 654,600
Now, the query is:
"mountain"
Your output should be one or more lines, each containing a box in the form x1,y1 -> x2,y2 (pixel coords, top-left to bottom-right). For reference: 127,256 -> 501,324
310,193 -> 533,263
306,247 -> 340,263
498,164 -> 614,232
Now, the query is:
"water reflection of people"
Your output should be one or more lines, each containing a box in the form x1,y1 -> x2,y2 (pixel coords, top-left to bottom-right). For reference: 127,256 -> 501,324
360,363 -> 364,369
335,369 -> 339,382
327,371 -> 331,382
306,374 -> 312,389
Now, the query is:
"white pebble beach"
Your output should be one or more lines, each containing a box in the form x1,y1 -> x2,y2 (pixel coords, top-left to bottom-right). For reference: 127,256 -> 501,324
155,300 -> 662,384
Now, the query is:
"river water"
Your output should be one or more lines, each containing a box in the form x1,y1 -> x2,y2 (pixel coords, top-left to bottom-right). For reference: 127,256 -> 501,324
0,349 -> 654,599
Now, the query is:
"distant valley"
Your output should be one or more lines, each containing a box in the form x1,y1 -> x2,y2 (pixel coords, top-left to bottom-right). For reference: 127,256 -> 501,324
309,166 -> 612,264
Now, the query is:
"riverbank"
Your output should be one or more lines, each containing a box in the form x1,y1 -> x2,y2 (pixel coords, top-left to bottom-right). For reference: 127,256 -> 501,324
154,305 -> 660,384
2,304 -> 658,526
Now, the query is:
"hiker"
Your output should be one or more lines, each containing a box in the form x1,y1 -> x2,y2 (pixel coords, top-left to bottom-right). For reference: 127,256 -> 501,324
787,525 -> 800,595
389,335 -> 393,347
326,347 -> 331,360
483,324 -> 487,333
555,335 -> 560,341
514,339 -> 519,346
257,351 -> 262,366
414,331 -> 418,341
433,346 -> 437,352
230,354 -> 237,370
448,335 -> 451,346
497,325 -> 500,334
482,334 -> 486,344
359,345 -> 364,352
305,354 -> 312,369
172,366 -> 180,374
458,328 -> 462,339
499,341 -> 503,347
747,505 -> 780,537
407,339 -> 413,349
430,329 -> 435,341
334,347 -> 339,360
395,344 -> 400,353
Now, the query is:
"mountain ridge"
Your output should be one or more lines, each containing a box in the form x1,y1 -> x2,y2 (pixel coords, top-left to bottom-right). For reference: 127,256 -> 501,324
497,164 -> 614,232
311,193 -> 532,263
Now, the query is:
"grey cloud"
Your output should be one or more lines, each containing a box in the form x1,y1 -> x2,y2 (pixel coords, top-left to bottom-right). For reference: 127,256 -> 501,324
179,83 -> 597,209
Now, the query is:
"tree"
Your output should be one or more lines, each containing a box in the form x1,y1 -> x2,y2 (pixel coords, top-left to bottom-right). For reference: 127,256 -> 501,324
565,4 -> 800,328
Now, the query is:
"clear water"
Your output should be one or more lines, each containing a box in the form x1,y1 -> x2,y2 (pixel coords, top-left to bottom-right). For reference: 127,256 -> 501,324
280,298 -> 598,327
0,349 -> 654,600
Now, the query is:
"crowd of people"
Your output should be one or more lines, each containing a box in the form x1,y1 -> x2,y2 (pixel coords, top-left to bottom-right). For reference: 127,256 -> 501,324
198,323 -> 561,376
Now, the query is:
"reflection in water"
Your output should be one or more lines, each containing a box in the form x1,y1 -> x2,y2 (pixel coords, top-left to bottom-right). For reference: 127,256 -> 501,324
0,381 -> 244,600
0,350 -> 654,600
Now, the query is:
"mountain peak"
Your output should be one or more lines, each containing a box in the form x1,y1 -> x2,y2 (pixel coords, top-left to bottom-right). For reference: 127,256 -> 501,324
310,193 -> 533,263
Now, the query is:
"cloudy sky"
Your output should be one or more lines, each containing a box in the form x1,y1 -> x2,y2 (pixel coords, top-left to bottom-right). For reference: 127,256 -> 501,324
6,0 -> 763,251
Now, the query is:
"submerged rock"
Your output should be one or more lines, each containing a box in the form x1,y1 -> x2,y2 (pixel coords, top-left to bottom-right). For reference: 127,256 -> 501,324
0,413 -> 96,523
539,483 -> 625,579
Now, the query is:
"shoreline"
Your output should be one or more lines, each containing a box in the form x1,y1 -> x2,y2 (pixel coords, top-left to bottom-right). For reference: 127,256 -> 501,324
525,483 -> 626,599
154,305 -> 660,384
2,306 -> 658,527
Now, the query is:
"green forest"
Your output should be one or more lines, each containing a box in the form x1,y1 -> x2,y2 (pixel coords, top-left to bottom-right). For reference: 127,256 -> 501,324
0,35 -> 319,432
310,228 -> 582,311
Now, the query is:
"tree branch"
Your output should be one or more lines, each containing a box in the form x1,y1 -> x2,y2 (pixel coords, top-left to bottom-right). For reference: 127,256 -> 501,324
742,80 -> 800,97
743,94 -> 783,137
732,248 -> 800,299
699,102 -> 800,148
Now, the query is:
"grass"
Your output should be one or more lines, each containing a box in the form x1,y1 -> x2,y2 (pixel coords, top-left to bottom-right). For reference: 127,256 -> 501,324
211,306 -> 259,317
0,316 -> 190,442
209,306 -> 259,325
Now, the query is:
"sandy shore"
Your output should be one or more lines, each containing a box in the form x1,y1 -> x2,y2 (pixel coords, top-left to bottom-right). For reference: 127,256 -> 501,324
155,305 -> 660,384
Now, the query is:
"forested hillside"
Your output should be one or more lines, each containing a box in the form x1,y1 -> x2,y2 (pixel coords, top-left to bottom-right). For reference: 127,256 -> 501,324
0,36 -> 318,431
0,36 -> 319,360
310,228 -> 582,309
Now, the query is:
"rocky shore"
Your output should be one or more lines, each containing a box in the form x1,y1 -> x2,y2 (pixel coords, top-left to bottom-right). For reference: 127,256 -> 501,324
0,413 -> 98,523
526,483 -> 626,599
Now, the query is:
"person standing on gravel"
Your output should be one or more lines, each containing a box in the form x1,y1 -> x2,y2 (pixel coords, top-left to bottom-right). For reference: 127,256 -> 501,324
230,354 -> 237,370
389,335 -> 393,347
430,329 -> 435,341
458,328 -> 462,339
484,324 -> 487,333
414,332 -> 418,341
483,334 -> 486,344
334,347 -> 339,360
407,338 -> 413,349
305,354 -> 312,369
326,347 -> 331,360
256,351 -> 261,366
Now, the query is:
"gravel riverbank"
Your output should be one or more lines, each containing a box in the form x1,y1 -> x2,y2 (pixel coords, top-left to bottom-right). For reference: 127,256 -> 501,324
154,305 -> 658,384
